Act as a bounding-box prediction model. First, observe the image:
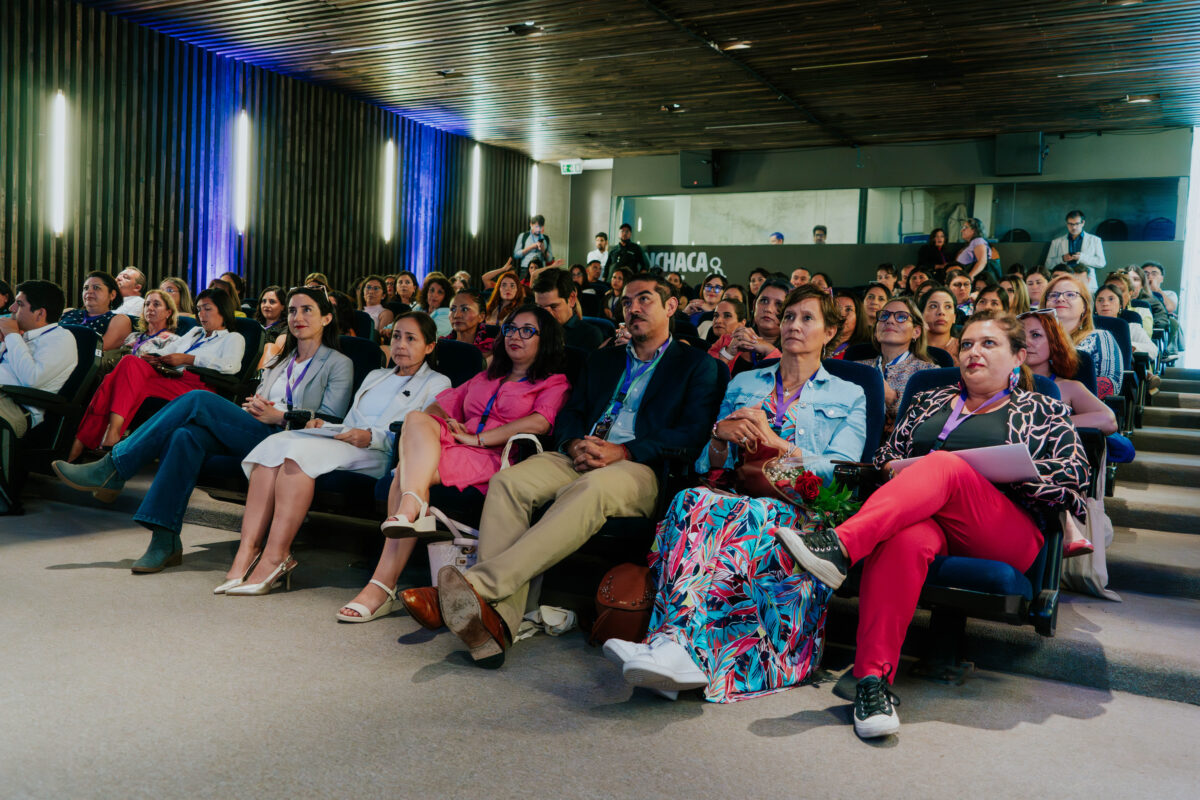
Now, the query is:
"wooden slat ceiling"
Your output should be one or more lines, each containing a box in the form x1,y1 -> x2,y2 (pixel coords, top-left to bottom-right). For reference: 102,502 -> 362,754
78,0 -> 1200,160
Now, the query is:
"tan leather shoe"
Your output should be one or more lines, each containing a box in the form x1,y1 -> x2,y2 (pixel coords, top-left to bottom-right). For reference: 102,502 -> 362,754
436,566 -> 508,668
400,586 -> 444,630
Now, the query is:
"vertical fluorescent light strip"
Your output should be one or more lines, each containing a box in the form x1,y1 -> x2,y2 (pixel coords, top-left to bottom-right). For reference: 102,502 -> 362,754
50,91 -> 67,235
469,144 -> 481,237
529,164 -> 538,217
234,110 -> 250,234
382,140 -> 396,243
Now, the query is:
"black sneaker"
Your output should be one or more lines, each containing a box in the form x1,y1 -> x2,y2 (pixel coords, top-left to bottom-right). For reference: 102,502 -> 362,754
772,525 -> 849,589
854,675 -> 900,738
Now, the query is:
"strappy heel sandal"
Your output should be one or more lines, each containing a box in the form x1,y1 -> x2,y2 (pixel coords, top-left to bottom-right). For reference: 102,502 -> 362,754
380,490 -> 438,538
336,579 -> 401,623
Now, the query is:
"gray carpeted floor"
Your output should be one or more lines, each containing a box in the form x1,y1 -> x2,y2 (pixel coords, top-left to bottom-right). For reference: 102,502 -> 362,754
2,499 -> 1198,800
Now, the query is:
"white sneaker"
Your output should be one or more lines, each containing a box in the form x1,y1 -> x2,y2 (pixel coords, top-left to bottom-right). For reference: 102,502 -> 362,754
854,676 -> 901,738
622,636 -> 708,694
602,638 -> 652,667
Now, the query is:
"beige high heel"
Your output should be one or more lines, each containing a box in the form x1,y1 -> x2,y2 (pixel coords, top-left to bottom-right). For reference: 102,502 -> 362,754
380,491 -> 438,538
213,552 -> 263,595
225,555 -> 297,596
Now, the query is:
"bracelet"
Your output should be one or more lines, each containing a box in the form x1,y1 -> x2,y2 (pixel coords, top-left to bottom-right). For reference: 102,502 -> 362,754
476,434 -> 483,447
711,422 -> 723,442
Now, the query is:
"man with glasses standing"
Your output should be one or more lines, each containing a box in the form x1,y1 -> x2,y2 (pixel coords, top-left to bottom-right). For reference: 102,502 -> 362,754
1045,210 -> 1106,293
399,273 -> 723,667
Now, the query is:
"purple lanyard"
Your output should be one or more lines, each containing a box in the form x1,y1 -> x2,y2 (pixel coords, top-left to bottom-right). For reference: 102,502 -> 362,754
831,342 -> 849,356
935,388 -> 1009,447
184,331 -> 216,354
773,369 -> 806,429
476,377 -> 528,434
284,353 -> 316,408
132,332 -> 156,355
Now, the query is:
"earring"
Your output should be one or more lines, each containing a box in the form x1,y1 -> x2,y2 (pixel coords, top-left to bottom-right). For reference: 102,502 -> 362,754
1009,367 -> 1020,391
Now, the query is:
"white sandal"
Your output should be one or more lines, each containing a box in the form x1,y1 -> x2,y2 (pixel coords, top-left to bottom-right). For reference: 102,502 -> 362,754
336,579 -> 400,623
380,491 -> 438,538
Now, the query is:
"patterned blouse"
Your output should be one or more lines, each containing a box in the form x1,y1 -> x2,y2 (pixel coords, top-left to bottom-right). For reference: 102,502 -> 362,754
1077,329 -> 1122,398
853,354 -> 939,434
875,385 -> 1088,522
60,309 -> 119,337
122,328 -> 180,356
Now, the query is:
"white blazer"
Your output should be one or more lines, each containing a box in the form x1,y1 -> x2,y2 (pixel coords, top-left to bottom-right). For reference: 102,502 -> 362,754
343,362 -> 452,453
1045,231 -> 1106,291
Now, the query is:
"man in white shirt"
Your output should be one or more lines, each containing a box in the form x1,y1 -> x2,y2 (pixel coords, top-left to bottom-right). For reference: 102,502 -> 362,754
1141,261 -> 1178,314
115,267 -> 146,317
586,232 -> 609,271
1045,210 -> 1105,292
0,281 -> 79,513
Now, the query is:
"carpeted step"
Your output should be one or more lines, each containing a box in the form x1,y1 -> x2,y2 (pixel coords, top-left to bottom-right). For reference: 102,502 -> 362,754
1129,426 -> 1200,455
1108,482 -> 1200,535
1117,450 -> 1200,488
1162,367 -> 1200,381
1148,391 -> 1200,410
1158,378 -> 1200,394
1107,527 -> 1200,600
1140,406 -> 1200,429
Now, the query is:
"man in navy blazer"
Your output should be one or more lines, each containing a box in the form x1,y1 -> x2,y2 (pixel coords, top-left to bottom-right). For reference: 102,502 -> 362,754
404,274 -> 724,667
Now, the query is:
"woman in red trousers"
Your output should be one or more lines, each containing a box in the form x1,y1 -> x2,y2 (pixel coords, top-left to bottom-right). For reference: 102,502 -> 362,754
774,310 -> 1088,740
68,288 -> 244,461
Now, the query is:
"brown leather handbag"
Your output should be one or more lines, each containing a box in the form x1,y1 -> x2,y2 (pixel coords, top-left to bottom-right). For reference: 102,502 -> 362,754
734,442 -> 788,500
588,563 -> 655,646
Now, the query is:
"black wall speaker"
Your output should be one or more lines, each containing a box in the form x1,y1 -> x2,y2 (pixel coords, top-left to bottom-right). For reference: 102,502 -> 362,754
995,132 -> 1045,176
680,150 -> 715,187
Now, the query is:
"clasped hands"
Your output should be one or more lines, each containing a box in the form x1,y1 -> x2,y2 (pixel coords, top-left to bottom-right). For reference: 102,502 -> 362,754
143,353 -> 191,368
729,326 -> 769,355
715,407 -> 791,454
443,417 -> 482,446
566,436 -> 626,472
241,394 -> 286,426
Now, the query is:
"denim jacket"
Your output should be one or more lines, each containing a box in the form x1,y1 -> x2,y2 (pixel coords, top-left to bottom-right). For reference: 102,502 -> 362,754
696,363 -> 867,484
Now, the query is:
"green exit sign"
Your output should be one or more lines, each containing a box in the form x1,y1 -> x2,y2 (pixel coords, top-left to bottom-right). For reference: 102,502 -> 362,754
560,160 -> 584,175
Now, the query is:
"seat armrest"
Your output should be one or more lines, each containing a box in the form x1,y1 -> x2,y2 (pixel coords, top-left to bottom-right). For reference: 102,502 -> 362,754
0,384 -> 74,416
185,366 -> 238,394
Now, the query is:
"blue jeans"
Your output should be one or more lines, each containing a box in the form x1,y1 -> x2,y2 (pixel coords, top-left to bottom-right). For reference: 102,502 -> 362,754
110,391 -> 277,534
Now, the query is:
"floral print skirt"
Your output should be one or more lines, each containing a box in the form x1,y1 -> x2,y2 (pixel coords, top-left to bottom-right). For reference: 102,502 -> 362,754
647,487 -> 834,703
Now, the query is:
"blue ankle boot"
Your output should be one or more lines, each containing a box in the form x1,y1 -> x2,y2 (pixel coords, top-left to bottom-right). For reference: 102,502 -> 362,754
51,455 -> 126,502
131,528 -> 183,574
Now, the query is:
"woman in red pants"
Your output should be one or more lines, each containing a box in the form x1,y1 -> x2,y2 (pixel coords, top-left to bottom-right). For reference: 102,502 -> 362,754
775,310 -> 1088,739
68,288 -> 245,460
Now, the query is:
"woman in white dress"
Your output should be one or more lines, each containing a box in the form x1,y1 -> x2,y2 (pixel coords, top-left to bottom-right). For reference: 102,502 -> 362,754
221,312 -> 451,599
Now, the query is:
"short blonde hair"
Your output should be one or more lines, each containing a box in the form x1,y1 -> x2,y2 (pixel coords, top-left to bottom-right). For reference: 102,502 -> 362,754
139,288 -> 178,333
1044,274 -> 1094,343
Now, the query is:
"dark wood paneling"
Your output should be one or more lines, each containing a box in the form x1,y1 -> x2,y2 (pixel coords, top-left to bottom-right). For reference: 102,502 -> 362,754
2,0 -> 531,301
75,0 -> 1200,159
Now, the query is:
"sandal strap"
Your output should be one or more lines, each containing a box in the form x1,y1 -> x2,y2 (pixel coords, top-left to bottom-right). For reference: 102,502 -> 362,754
399,490 -> 429,516
368,578 -> 398,600
340,602 -> 372,618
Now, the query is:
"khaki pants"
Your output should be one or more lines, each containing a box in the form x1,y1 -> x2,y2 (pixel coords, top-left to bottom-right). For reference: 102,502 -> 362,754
0,392 -> 30,438
466,451 -> 658,635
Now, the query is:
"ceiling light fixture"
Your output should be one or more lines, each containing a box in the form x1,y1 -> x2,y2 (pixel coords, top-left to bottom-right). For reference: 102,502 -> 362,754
435,68 -> 457,77
719,40 -> 752,51
792,54 -> 928,71
506,21 -> 543,36
660,103 -> 686,113
1124,93 -> 1159,103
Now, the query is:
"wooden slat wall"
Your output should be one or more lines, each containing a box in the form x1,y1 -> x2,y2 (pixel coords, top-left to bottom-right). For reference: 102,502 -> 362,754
0,0 -> 531,302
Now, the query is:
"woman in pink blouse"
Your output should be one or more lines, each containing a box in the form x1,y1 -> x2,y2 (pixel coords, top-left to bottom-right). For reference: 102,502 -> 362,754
381,304 -> 570,538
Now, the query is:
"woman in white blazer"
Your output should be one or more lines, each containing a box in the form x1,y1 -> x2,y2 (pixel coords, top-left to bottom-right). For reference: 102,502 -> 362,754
221,312 -> 451,601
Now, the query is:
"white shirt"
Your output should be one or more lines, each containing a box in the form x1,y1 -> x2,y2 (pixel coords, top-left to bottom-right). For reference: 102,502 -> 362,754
1045,231 -> 1105,292
586,249 -> 609,270
162,327 -> 245,374
0,324 -> 79,428
115,295 -> 145,317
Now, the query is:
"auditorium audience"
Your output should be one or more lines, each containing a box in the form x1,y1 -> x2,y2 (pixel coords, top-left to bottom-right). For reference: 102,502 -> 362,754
393,271 -> 419,306
414,275 -> 453,337
1124,264 -> 1170,329
855,297 -> 938,434
720,284 -> 747,306
830,290 -> 871,358
121,289 -> 180,357
51,287 -> 353,572
1025,268 -> 1051,309
956,218 -> 992,280
255,285 -> 287,334
604,267 -> 634,321
66,288 -> 245,462
1095,284 -> 1156,359
160,277 -> 194,315
774,310 -> 1087,738
0,281 -> 78,514
810,272 -> 833,293
999,274 -> 1031,315
917,228 -> 954,270
225,312 -> 452,601
919,286 -> 960,362
532,269 -> 604,351
398,275 -> 721,668
708,279 -> 787,372
973,285 -> 1010,313
903,267 -> 931,297
208,278 -> 246,316
114,267 -> 147,317
0,279 -> 14,316
682,273 -> 726,327
705,298 -> 747,355
484,271 -> 525,327
603,285 -> 866,701
1043,275 -> 1122,397
359,274 -> 396,334
874,264 -> 899,296
861,282 -> 890,327
442,288 -> 495,356
1141,261 -> 1177,314
61,272 -> 133,351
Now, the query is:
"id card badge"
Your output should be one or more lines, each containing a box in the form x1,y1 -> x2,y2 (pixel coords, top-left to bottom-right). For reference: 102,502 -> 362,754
591,415 -> 614,440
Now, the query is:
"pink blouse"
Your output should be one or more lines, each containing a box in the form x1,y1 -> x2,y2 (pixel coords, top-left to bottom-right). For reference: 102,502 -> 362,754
436,372 -> 570,434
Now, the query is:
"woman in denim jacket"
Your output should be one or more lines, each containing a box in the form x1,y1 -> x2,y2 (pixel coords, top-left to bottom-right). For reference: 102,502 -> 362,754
603,285 -> 866,703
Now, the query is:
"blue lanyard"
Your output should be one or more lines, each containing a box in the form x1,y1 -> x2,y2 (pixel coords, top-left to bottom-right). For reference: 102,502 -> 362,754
1,324 -> 58,364
284,353 -> 316,408
878,350 -> 911,378
184,331 -> 217,354
476,377 -> 528,435
609,339 -> 669,417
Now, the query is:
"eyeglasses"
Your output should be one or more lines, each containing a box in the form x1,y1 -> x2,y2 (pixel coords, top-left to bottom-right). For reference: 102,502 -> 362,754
703,283 -> 724,292
1045,291 -> 1081,303
293,285 -> 329,298
501,323 -> 540,340
1017,308 -> 1058,320
876,310 -> 911,324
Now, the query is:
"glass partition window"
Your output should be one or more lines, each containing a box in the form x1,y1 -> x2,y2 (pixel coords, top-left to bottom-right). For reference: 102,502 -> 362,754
863,185 -> 973,244
618,189 -> 860,246
988,178 -> 1185,242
